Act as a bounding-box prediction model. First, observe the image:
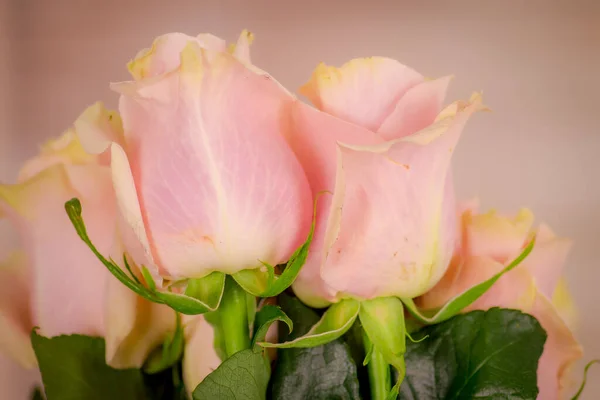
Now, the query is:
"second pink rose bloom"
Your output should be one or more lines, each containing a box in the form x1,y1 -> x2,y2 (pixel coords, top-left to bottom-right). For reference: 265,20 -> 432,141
290,58 -> 483,306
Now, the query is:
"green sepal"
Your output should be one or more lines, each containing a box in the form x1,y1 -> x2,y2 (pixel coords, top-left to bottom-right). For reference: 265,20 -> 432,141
65,198 -> 160,304
66,198 -> 226,315
401,238 -> 535,324
259,298 -> 359,349
251,305 -> 293,348
359,297 -> 407,400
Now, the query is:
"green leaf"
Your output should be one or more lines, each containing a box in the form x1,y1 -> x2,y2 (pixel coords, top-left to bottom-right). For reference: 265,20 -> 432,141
270,293 -> 361,400
571,359 -> 600,400
65,198 -> 160,304
192,349 -> 269,400
259,298 -> 359,348
251,305 -> 293,347
233,197 -> 318,297
397,308 -> 547,399
144,314 -> 184,374
31,330 -> 146,400
401,239 -> 535,324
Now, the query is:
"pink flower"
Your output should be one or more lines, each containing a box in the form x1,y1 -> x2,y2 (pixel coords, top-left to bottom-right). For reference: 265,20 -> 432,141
0,106 -> 176,371
78,31 -> 312,282
418,205 -> 583,399
289,58 -> 483,306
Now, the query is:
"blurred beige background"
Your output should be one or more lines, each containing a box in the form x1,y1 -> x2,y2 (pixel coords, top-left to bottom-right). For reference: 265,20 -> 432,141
1,0 -> 599,397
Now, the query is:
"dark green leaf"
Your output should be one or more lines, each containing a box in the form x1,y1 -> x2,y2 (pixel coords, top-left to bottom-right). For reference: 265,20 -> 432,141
31,330 -> 146,400
251,305 -> 293,347
270,294 -> 361,400
192,349 -> 269,400
397,308 -> 546,400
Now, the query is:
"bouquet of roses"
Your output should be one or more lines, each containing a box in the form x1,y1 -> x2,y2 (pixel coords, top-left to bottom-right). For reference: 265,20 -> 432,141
0,30 -> 592,400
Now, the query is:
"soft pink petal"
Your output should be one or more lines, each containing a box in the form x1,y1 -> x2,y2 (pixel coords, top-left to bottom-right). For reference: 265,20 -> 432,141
523,224 -> 572,299
377,76 -> 452,140
182,315 -> 222,396
321,96 -> 481,299
127,33 -> 227,80
115,44 -> 312,278
463,208 -> 535,263
531,294 -> 583,400
0,354 -> 40,400
289,102 -> 383,306
232,30 -> 254,64
0,251 -> 36,368
0,164 -> 114,337
105,275 -> 177,368
299,58 -> 423,131
73,102 -> 124,156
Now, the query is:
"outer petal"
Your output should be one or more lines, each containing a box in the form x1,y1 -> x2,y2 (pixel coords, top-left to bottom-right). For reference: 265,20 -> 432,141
417,255 -> 537,312
73,101 -> 124,156
105,276 -> 177,368
0,164 -> 114,338
289,103 -> 383,306
377,76 -> 452,140
127,33 -> 227,80
551,277 -> 578,329
463,207 -> 534,263
531,294 -> 583,400
299,58 -> 423,131
321,95 -> 482,299
18,129 -> 97,182
523,223 -> 572,299
114,44 -> 312,278
0,354 -> 40,400
182,315 -> 222,397
230,29 -> 254,64
0,251 -> 36,368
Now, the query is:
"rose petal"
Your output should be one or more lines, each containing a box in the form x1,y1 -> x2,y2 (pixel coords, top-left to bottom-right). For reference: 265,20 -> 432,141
182,315 -> 222,397
531,293 -> 583,400
299,58 -> 423,131
523,223 -> 572,299
377,76 -> 452,140
0,354 -> 40,400
0,165 -> 114,338
289,102 -> 383,306
231,29 -> 254,64
0,251 -> 36,368
464,208 -> 535,263
73,102 -> 124,156
127,32 -> 227,80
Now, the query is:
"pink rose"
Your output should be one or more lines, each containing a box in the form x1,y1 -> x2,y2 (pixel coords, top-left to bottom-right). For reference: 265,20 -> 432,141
0,106 -> 176,376
418,205 -> 583,399
289,58 -> 482,306
78,31 -> 312,282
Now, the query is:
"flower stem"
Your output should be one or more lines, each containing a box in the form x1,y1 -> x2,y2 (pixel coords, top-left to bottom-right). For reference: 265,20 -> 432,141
363,330 -> 391,400
220,276 -> 250,357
